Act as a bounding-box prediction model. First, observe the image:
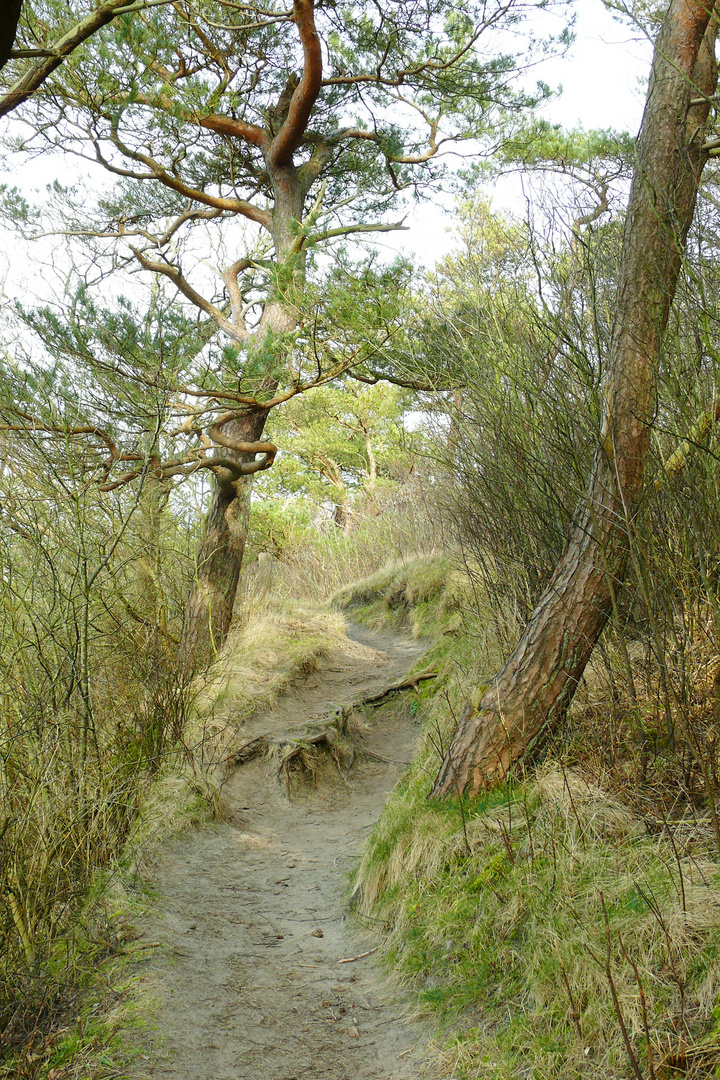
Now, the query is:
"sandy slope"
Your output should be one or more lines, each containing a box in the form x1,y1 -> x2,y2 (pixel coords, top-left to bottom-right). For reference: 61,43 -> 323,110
124,624 -> 436,1080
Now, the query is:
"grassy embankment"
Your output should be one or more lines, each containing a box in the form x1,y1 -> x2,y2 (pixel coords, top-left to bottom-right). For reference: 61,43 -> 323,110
336,554 -> 720,1080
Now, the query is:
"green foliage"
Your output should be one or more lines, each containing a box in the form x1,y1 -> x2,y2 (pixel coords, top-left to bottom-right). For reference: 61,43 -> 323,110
498,120 -> 635,172
360,751 -> 720,1078
3,0 -> 569,220
412,197 -> 605,615
261,379 -> 417,515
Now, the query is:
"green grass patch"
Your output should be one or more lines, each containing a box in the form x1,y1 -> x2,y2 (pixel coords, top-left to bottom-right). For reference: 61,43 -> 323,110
333,553 -> 466,639
357,747 -> 720,1078
0,879 -> 161,1080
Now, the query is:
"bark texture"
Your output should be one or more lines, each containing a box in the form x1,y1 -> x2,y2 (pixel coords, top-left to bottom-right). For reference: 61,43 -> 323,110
432,0 -> 719,797
178,411 -> 269,675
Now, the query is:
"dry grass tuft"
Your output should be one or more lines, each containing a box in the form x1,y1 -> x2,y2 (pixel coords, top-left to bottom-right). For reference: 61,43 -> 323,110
536,766 -> 642,840
128,590 -> 346,845
189,593 -> 346,764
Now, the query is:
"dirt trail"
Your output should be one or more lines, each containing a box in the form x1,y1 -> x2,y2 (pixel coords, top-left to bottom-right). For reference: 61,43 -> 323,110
126,623 -> 435,1080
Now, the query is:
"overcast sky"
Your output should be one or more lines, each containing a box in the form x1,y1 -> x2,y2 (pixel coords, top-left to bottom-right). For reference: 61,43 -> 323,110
398,0 -> 654,266
542,1 -> 652,130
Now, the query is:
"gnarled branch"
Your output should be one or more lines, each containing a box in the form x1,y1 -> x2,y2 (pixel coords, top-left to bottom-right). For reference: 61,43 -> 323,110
130,248 -> 251,343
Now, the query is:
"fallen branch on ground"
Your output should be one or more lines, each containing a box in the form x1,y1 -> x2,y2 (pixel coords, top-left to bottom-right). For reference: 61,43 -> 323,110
227,735 -> 270,766
338,943 -> 384,963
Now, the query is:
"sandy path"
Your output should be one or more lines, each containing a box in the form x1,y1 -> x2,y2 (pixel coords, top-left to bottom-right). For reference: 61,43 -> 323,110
126,624 -> 434,1080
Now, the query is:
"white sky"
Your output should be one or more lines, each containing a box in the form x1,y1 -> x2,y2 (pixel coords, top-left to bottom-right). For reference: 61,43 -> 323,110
396,0 -> 654,266
540,1 -> 651,130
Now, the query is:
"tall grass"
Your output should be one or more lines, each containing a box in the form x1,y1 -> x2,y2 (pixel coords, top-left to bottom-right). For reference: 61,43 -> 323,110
350,558 -> 720,1079
253,477 -> 441,602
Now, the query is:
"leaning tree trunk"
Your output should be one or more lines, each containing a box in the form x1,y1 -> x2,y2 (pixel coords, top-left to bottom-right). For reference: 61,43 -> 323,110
432,0 -> 719,797
0,0 -> 22,70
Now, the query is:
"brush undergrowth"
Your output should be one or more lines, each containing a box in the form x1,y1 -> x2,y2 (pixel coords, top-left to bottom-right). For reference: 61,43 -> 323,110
0,576 -> 342,1078
350,555 -> 720,1080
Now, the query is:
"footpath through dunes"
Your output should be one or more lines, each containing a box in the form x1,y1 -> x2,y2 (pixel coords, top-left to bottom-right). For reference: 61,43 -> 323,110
124,623 -> 436,1080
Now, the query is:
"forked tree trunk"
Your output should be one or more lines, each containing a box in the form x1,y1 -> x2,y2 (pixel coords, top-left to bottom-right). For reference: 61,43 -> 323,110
177,410 -> 269,676
432,0 -> 719,797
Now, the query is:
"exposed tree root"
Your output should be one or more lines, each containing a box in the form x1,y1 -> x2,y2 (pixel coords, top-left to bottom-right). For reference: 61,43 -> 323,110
360,666 -> 437,706
228,704 -> 357,786
227,669 -> 434,788
229,734 -> 270,766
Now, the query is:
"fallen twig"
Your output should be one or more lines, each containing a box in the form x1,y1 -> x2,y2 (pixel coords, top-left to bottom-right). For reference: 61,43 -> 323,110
339,943 -> 383,963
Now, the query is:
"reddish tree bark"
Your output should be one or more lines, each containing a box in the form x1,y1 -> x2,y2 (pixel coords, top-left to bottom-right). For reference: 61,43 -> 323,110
432,0 -> 719,797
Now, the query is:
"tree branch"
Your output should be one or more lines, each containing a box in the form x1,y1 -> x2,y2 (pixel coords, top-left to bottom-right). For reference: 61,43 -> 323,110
306,219 -> 408,245
0,0 -> 166,118
106,129 -> 273,229
199,111 -> 267,148
130,247 -> 251,343
268,0 -> 322,167
0,0 -> 22,70
320,25 -> 484,90
221,257 -> 253,326
348,369 -> 441,392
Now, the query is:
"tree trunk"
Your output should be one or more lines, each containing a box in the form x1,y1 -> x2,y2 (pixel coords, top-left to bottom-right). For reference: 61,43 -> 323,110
432,0 -> 719,797
0,0 -> 22,69
177,410 -> 268,675
177,158 -> 307,673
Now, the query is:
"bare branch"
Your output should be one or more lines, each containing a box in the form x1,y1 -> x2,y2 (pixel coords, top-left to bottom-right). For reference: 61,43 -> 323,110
348,369 -> 441,392
307,218 -> 408,245
321,24 -> 484,89
106,128 -> 273,229
130,247 -> 251,343
199,112 -> 267,148
221,257 -> 253,326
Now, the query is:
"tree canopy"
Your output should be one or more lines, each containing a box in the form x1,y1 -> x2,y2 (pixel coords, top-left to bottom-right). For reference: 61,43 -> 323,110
0,0 -> 572,665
